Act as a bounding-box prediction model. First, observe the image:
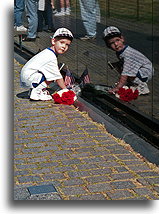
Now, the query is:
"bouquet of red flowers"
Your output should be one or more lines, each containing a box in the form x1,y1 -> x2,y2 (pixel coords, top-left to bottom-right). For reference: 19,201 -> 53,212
52,89 -> 77,105
115,86 -> 139,102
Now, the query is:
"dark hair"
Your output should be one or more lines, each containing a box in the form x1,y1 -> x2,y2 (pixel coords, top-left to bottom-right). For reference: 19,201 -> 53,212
103,33 -> 121,48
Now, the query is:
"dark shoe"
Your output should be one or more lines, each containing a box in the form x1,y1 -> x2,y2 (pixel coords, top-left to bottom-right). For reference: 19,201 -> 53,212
52,9 -> 57,14
37,29 -> 43,32
44,28 -> 55,33
22,37 -> 36,42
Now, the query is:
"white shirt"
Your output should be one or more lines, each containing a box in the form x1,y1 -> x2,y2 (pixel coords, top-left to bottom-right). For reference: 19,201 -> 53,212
38,0 -> 45,11
20,48 -> 62,87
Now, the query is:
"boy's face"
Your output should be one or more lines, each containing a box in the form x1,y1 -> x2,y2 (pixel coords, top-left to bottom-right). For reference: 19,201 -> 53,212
51,37 -> 72,54
108,36 -> 125,52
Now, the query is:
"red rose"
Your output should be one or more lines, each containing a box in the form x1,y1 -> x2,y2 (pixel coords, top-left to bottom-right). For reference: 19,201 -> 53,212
126,89 -> 134,101
52,93 -> 62,103
52,90 -> 76,105
120,93 -> 130,102
61,91 -> 75,105
117,87 -> 138,102
133,89 -> 139,99
117,88 -> 126,95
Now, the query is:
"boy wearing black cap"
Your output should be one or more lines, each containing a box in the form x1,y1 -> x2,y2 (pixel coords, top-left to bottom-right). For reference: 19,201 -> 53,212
20,28 -> 73,100
103,26 -> 154,95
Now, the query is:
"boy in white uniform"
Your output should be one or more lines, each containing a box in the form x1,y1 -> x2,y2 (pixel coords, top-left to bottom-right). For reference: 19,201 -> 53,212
103,26 -> 154,95
20,28 -> 73,100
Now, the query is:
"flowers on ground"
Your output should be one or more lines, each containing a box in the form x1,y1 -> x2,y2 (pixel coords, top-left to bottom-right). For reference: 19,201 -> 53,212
115,86 -> 139,102
52,89 -> 77,105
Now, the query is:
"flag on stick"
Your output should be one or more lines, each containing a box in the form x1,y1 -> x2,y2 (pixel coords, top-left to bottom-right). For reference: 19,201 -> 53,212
64,67 -> 75,89
80,67 -> 90,85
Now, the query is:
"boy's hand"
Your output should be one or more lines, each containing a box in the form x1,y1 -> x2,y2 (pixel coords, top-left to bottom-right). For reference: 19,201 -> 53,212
56,78 -> 67,89
111,75 -> 128,92
109,75 -> 128,94
108,87 -> 119,94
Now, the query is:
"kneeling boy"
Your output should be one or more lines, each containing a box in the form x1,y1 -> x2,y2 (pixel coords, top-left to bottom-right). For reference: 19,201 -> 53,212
20,28 -> 73,100
103,26 -> 154,95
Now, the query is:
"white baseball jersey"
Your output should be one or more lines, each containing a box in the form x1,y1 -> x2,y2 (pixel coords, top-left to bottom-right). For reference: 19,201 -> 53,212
20,48 -> 62,88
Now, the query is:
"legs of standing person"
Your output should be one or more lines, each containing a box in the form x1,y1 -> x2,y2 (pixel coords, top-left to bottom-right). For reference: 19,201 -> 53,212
14,0 -> 25,26
79,0 -> 97,38
14,0 -> 27,31
51,0 -> 57,13
54,0 -> 65,16
44,0 -> 55,32
37,10 -> 44,32
60,0 -> 65,12
54,0 -> 70,16
65,0 -> 71,15
95,0 -> 101,23
25,0 -> 39,39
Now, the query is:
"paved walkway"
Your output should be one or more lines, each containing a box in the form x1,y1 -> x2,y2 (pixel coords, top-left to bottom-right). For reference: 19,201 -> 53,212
14,59 -> 159,200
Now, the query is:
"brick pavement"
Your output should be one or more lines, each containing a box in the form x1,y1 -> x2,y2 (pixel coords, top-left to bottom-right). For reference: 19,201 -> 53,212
14,59 -> 159,200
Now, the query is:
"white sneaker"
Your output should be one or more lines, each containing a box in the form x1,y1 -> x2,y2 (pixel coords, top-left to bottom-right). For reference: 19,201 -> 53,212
54,11 -> 65,16
65,8 -> 71,15
137,82 -> 150,95
30,88 -> 52,101
16,25 -> 27,32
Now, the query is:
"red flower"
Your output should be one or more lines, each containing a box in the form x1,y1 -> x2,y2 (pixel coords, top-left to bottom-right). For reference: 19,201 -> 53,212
118,87 -> 126,95
52,90 -> 76,105
133,89 -> 139,99
52,93 -> 62,103
116,87 -> 139,102
61,91 -> 75,105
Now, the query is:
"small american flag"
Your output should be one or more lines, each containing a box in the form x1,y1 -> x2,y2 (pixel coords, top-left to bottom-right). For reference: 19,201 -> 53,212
64,68 -> 75,89
80,67 -> 90,85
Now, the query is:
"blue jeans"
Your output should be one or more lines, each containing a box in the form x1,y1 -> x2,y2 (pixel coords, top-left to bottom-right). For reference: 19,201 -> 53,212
14,0 -> 25,26
79,0 -> 99,36
26,0 -> 39,38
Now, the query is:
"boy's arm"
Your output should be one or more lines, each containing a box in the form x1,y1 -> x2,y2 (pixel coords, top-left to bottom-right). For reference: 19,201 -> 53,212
109,75 -> 128,93
56,78 -> 67,89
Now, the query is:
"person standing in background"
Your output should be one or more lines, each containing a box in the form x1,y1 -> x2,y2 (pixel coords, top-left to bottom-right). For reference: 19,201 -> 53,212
14,0 -> 27,31
38,0 -> 55,32
23,0 -> 39,42
51,0 -> 57,14
44,0 -> 55,32
38,0 -> 45,32
79,0 -> 100,40
54,0 -> 71,16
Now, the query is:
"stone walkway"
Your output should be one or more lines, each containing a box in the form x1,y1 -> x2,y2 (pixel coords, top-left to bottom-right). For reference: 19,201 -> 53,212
14,59 -> 159,200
